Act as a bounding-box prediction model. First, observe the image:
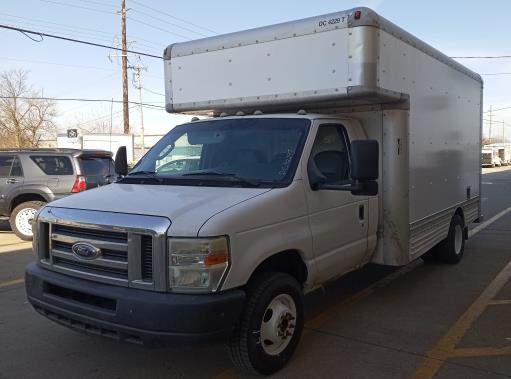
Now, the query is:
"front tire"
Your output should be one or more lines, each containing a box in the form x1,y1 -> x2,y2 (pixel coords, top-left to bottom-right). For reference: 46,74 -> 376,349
228,272 -> 304,375
9,201 -> 45,241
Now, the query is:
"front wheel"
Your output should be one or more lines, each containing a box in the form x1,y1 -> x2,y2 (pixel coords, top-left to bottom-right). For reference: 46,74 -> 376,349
228,272 -> 304,375
9,201 -> 45,241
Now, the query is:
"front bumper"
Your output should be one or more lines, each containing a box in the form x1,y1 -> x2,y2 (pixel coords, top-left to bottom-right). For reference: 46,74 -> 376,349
25,262 -> 245,347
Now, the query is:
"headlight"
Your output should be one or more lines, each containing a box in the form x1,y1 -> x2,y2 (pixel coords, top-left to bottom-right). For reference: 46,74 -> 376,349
168,236 -> 230,293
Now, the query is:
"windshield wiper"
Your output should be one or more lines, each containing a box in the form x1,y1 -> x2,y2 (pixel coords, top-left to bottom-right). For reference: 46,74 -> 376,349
121,170 -> 164,184
127,170 -> 157,176
182,171 -> 261,187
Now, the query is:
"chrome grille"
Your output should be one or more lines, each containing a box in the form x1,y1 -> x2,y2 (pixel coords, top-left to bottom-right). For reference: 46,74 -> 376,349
50,225 -> 130,281
141,235 -> 153,281
53,224 -> 128,243
36,207 -> 171,292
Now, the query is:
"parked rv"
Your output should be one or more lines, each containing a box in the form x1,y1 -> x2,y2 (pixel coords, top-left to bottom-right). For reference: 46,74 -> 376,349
26,7 -> 482,375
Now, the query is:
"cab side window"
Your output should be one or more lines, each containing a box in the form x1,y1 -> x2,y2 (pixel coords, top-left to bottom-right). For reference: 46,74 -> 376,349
310,125 -> 351,185
0,155 -> 23,177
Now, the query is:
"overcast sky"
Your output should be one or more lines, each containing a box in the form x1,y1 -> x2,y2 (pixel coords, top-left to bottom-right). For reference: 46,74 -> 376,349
1,0 -> 510,139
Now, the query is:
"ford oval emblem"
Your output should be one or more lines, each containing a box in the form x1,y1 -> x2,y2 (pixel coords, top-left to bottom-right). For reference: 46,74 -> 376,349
72,242 -> 101,260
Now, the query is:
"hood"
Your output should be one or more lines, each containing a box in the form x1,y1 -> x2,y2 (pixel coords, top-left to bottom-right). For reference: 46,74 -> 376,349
50,183 -> 271,236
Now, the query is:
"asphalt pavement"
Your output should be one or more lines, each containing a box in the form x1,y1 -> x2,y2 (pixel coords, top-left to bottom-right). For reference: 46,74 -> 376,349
0,168 -> 510,378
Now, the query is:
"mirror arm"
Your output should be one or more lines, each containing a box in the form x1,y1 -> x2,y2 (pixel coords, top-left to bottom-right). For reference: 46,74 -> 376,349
317,183 -> 354,191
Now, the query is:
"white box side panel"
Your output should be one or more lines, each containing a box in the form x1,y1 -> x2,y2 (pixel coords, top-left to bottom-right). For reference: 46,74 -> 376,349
379,31 -> 481,223
82,134 -> 135,163
168,29 -> 351,107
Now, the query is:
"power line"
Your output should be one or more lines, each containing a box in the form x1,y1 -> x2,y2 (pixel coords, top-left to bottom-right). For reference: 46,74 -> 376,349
0,23 -> 162,59
142,87 -> 165,96
127,16 -> 189,40
481,73 -> 511,76
40,0 -> 190,42
483,106 -> 511,113
0,56 -> 161,79
75,0 -> 118,9
451,55 -> 511,59
130,7 -> 208,38
39,0 -> 115,15
129,0 -> 218,35
0,96 -> 165,109
0,11 -> 164,51
71,104 -> 137,129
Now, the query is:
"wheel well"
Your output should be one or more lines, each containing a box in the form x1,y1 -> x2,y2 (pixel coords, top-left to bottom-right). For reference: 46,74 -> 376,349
10,194 -> 46,213
250,250 -> 308,285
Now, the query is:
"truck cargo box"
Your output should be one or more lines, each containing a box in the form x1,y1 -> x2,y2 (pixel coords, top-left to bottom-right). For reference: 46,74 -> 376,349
164,7 -> 482,265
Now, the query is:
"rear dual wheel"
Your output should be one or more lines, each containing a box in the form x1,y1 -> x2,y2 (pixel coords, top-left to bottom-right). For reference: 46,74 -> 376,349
422,214 -> 465,264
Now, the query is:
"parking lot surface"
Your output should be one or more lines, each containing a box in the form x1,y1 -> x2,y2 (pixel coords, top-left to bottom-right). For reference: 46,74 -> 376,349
1,169 -> 510,378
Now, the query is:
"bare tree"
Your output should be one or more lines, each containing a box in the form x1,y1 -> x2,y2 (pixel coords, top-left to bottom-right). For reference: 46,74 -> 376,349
0,70 -> 57,148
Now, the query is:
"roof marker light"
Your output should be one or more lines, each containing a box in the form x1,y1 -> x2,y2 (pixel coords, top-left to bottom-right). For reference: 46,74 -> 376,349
354,10 -> 362,20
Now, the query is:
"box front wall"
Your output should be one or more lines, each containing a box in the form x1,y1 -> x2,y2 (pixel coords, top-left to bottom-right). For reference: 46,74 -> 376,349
378,31 -> 482,224
168,29 -> 353,109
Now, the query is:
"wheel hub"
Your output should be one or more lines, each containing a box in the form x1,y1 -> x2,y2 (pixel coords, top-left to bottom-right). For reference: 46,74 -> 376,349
15,208 -> 37,237
260,294 -> 297,355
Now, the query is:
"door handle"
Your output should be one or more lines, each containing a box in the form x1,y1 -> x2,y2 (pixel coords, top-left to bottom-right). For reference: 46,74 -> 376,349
6,178 -> 18,184
359,204 -> 365,221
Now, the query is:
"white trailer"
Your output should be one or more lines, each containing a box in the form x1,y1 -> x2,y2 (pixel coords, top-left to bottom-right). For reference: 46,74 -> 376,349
28,7 -> 482,375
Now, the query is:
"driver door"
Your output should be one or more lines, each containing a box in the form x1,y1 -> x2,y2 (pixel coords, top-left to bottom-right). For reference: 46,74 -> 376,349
304,122 -> 369,284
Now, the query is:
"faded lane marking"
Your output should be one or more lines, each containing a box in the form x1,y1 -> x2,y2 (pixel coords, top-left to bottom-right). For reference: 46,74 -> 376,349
469,204 -> 511,238
410,259 -> 511,379
488,299 -> 511,306
0,278 -> 24,289
213,368 -> 240,379
449,346 -> 511,358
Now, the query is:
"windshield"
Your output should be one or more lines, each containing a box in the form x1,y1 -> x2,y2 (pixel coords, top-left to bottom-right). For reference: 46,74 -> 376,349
125,118 -> 310,187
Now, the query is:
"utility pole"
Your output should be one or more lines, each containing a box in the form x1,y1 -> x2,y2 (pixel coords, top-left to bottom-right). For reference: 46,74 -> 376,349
121,0 -> 129,134
488,105 -> 492,145
130,64 -> 147,155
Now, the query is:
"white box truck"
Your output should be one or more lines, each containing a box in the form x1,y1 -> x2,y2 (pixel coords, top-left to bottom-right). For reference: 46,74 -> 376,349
481,146 -> 500,167
26,7 -> 482,375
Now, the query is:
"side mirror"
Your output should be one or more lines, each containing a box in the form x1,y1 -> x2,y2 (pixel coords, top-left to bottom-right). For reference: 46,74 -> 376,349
114,146 -> 128,176
350,140 -> 379,181
350,140 -> 379,196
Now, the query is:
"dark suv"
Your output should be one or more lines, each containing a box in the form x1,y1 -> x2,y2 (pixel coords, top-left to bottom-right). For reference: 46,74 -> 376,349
0,149 -> 115,240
